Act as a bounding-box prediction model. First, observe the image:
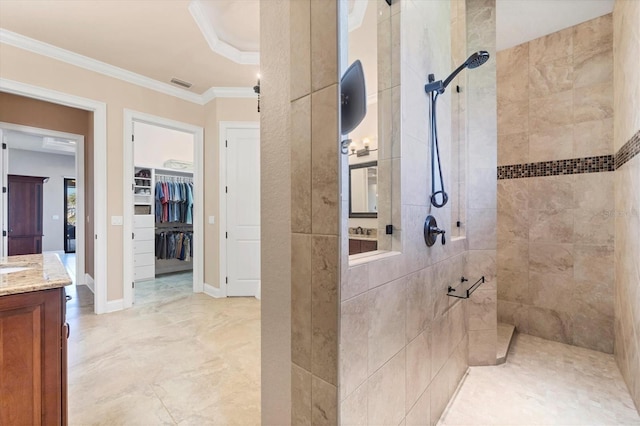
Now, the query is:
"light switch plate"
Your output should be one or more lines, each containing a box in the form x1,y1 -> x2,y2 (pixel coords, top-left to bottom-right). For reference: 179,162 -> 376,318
52,215 -> 59,220
208,216 -> 215,224
111,216 -> 123,226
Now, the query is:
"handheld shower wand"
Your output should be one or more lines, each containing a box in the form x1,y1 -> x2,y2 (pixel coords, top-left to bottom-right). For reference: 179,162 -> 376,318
424,51 -> 489,208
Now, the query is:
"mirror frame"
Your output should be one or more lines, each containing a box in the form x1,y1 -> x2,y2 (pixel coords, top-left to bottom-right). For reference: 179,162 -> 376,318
349,160 -> 378,218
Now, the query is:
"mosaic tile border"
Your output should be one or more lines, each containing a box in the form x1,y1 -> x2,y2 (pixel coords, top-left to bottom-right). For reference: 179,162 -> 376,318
497,155 -> 614,180
614,130 -> 640,170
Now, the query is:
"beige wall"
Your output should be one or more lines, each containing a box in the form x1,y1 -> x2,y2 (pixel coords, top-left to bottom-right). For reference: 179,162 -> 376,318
613,0 -> 640,412
0,92 -> 94,275
496,15 -> 616,353
0,42 -> 257,301
203,97 -> 259,288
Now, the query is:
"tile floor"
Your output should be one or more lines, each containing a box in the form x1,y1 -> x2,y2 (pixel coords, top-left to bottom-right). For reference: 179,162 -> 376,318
440,333 -> 640,425
65,272 -> 261,425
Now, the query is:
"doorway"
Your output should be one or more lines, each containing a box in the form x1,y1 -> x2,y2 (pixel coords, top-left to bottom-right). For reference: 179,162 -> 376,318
123,110 -> 204,309
64,178 -> 76,253
0,124 -> 85,289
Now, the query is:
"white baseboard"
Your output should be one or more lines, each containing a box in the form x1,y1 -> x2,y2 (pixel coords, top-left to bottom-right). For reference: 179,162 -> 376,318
84,273 -> 95,293
204,283 -> 227,298
255,280 -> 261,300
105,298 -> 124,313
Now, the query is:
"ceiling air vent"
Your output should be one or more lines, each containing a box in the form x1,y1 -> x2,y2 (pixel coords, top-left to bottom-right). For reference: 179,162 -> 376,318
170,77 -> 193,89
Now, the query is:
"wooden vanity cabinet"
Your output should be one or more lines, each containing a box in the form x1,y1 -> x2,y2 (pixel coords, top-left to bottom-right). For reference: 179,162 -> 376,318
0,287 -> 68,425
349,239 -> 378,255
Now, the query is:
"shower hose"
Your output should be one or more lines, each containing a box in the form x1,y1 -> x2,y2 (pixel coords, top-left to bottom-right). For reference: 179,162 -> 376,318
429,92 -> 448,208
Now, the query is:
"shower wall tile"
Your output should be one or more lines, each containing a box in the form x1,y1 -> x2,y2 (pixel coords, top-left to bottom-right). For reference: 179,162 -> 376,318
340,382 -> 367,426
528,209 -> 574,244
311,85 -> 339,235
529,27 -> 573,65
340,293 -> 369,400
573,48 -> 613,89
405,329 -> 433,412
468,288 -> 498,331
468,329 -> 497,365
497,240 -> 528,272
309,0 -> 337,92
311,376 -> 338,425
573,208 -> 615,245
573,13 -> 613,60
497,300 -> 530,333
573,118 -> 613,158
527,306 -> 573,343
573,244 -> 614,283
367,349 -> 406,426
573,81 -> 614,124
529,124 -> 574,162
529,90 -> 573,133
497,13 -> 616,355
290,0 -> 341,421
292,233 -> 312,370
529,243 -> 574,276
497,268 -> 529,304
498,132 -> 529,165
292,363 -> 312,426
311,235 -> 339,385
497,43 -> 529,104
291,96 -> 312,233
290,0 -> 311,101
529,57 -> 573,98
528,271 -> 574,314
368,277 -> 407,375
497,99 -> 528,136
405,387 -> 430,426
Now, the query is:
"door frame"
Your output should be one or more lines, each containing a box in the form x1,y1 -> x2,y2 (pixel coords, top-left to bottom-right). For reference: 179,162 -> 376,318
122,109 -> 204,308
218,121 -> 260,299
0,124 -> 84,274
0,78 -> 109,314
63,177 -> 77,254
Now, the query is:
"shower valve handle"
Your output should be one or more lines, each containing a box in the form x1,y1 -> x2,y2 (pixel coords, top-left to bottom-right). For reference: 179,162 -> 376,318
430,226 -> 446,245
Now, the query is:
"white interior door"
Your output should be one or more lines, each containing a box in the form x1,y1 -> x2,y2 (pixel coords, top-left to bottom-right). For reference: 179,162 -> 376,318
226,126 -> 260,297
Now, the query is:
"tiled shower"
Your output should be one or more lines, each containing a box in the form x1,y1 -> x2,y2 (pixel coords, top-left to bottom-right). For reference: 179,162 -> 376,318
262,0 -> 640,423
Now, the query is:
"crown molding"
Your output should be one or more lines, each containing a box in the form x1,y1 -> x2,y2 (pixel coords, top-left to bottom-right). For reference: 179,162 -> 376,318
188,0 -> 260,66
0,28 -> 255,105
201,86 -> 257,104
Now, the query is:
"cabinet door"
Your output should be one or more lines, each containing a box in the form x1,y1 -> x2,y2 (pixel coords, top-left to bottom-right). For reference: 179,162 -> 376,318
349,239 -> 361,255
0,288 -> 64,425
360,240 -> 378,253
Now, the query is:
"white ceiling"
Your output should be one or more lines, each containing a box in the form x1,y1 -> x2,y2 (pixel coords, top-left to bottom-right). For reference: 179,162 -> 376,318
0,0 -> 616,98
496,0 -> 615,51
4,130 -> 76,156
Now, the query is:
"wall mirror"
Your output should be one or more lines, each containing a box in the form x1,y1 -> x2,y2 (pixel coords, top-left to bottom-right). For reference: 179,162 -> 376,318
349,161 -> 377,218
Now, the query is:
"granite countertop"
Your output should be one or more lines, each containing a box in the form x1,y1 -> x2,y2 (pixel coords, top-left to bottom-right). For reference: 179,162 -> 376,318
348,235 -> 378,241
0,253 -> 72,296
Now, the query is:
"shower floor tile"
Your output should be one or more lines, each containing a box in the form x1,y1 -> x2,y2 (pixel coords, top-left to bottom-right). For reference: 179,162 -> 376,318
439,333 -> 640,425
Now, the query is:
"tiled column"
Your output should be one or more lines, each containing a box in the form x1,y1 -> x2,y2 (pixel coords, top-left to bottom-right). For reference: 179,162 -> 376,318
465,0 -> 498,366
290,0 -> 341,424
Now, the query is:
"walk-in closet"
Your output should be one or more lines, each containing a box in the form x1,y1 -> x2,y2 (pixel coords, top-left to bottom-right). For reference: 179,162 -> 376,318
132,121 -> 196,304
